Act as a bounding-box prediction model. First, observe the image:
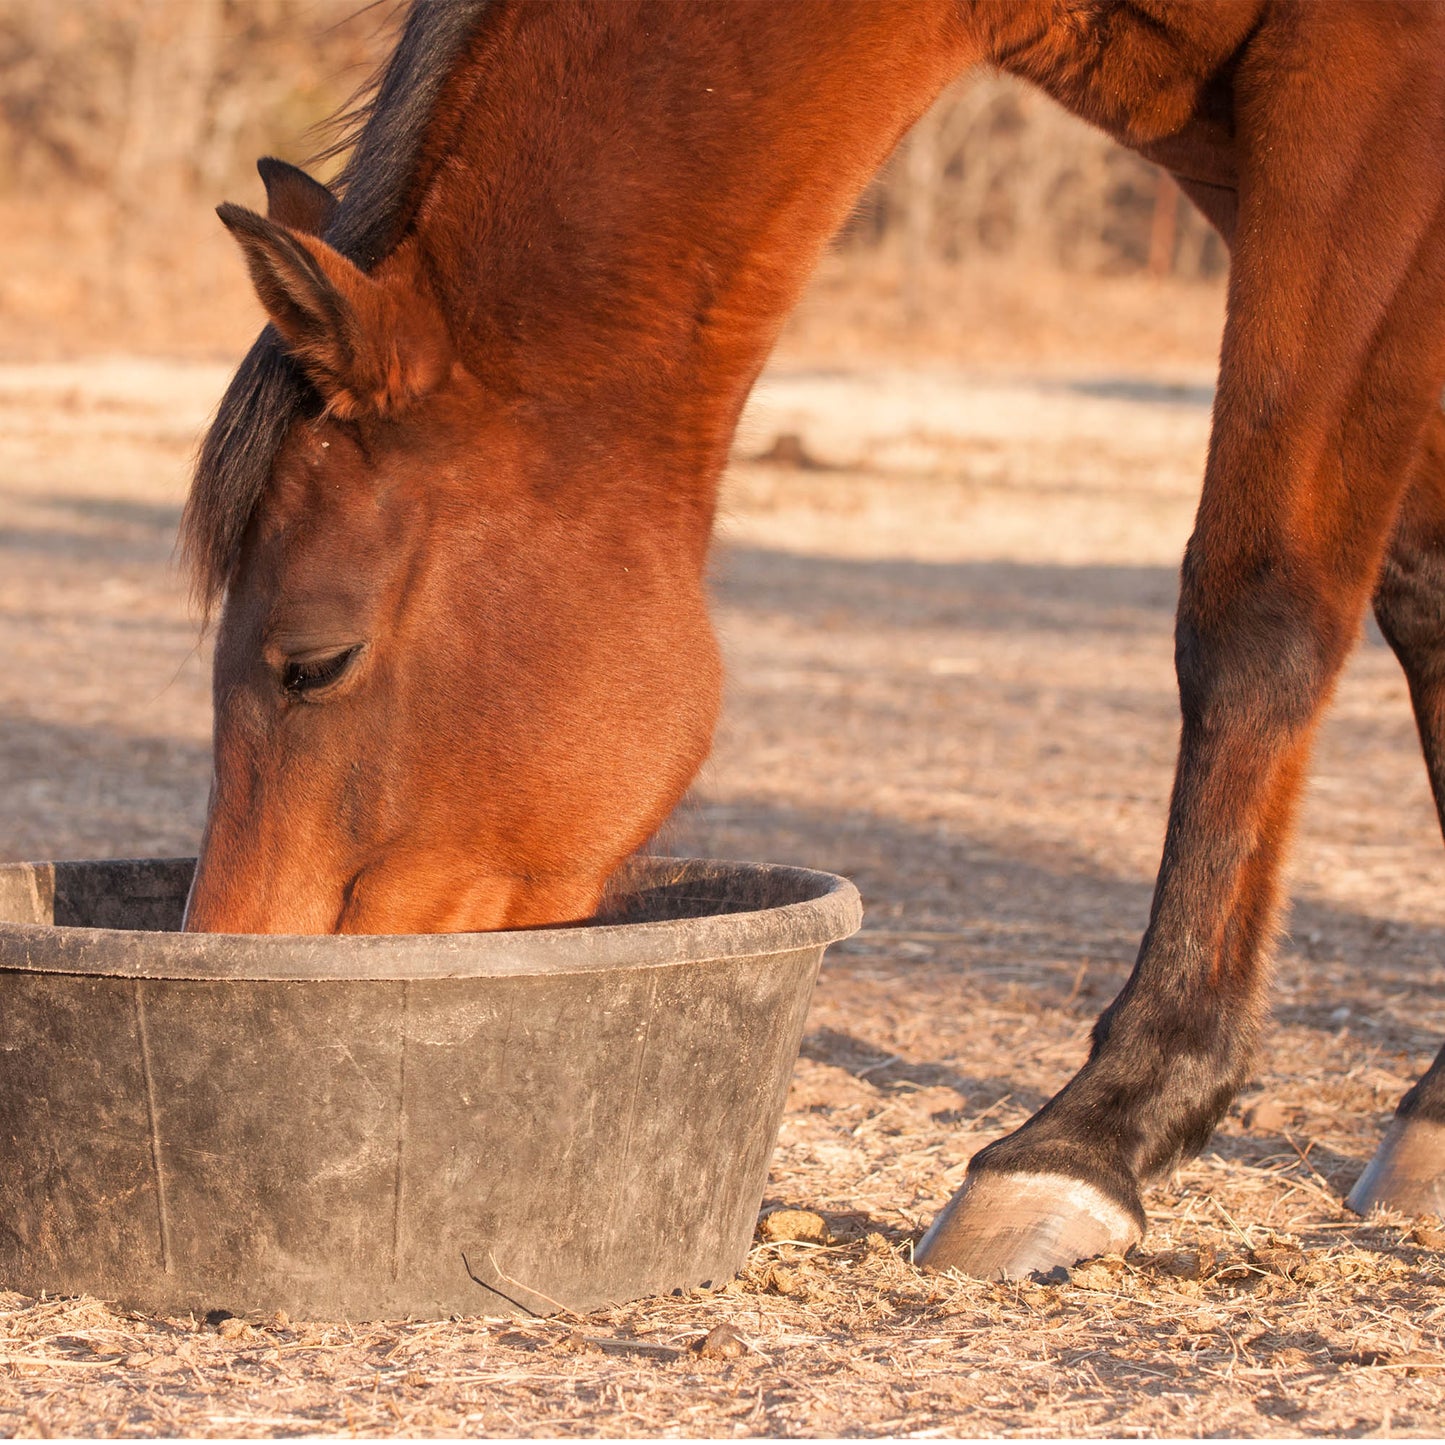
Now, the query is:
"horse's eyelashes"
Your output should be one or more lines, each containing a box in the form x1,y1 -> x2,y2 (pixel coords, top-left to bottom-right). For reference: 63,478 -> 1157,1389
281,644 -> 363,698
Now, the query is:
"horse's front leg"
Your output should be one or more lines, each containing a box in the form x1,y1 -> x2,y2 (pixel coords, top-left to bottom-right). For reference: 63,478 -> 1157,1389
917,15 -> 1445,1279
1352,412 -> 1445,1218
918,509 -> 1344,1276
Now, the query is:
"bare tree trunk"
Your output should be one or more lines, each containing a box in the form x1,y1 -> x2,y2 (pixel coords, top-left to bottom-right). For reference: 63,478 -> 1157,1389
1147,169 -> 1180,278
113,0 -> 223,311
116,0 -> 222,192
901,104 -> 939,328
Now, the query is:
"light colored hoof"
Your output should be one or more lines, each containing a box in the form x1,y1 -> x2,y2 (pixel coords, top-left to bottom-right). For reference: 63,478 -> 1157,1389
1347,1116 -> 1445,1219
915,1170 -> 1142,1281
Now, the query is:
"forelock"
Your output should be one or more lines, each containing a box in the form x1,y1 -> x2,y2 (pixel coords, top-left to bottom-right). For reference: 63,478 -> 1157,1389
182,0 -> 494,616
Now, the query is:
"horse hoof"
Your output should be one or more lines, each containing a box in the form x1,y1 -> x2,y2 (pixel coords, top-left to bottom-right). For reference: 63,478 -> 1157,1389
1347,1116 -> 1445,1218
914,1170 -> 1142,1280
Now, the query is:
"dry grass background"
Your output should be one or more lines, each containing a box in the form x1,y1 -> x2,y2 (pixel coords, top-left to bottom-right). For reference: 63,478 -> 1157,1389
6,316 -> 1445,1435
3,2 -> 1445,1438
0,0 -> 1221,360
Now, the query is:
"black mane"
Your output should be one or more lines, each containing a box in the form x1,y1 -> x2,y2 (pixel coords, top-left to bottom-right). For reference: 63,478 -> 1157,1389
183,0 -> 492,612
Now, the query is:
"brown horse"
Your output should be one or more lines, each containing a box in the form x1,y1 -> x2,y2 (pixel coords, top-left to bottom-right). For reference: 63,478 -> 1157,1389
181,0 -> 1445,1280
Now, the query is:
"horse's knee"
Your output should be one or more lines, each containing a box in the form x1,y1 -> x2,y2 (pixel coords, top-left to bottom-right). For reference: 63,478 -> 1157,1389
1174,555 -> 1346,739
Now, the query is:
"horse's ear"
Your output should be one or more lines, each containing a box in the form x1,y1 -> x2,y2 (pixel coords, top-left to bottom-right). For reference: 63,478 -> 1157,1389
256,157 -> 338,237
217,202 -> 451,419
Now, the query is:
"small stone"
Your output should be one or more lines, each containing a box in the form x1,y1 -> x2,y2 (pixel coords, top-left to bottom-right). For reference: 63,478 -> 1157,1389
1156,1247 -> 1213,1281
692,1323 -> 747,1359
754,432 -> 822,469
558,1331 -> 602,1356
760,1264 -> 801,1297
1214,1257 -> 1264,1290
1243,1099 -> 1289,1132
758,1208 -> 831,1245
1331,1346 -> 1392,1367
1250,1244 -> 1307,1280
1411,1223 -> 1445,1251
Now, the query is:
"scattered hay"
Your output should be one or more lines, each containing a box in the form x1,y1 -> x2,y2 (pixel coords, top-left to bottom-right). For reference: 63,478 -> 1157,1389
4,1148 -> 1443,1437
757,1209 -> 833,1246
6,312 -> 1445,1435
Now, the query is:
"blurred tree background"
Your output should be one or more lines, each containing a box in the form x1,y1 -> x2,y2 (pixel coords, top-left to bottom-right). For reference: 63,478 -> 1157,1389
0,0 -> 1226,360
0,0 -> 384,355
862,75 -> 1226,298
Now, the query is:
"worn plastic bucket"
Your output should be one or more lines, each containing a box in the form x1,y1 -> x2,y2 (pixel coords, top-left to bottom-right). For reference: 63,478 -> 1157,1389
0,856 -> 860,1320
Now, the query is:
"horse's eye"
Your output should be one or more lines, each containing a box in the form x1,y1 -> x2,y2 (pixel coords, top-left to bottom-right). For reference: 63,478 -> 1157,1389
281,644 -> 364,698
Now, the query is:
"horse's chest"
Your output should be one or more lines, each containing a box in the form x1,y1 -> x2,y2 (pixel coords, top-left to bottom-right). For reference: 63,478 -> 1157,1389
991,0 -> 1260,148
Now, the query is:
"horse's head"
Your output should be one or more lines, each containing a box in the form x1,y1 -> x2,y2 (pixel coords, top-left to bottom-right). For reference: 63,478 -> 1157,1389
183,170 -> 721,933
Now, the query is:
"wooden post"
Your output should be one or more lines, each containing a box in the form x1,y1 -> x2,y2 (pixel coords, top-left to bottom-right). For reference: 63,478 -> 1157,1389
901,105 -> 939,328
1147,169 -> 1180,278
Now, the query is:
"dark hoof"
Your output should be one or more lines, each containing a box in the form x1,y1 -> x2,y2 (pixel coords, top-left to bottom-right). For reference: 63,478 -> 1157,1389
914,1170 -> 1142,1281
1347,1117 -> 1445,1218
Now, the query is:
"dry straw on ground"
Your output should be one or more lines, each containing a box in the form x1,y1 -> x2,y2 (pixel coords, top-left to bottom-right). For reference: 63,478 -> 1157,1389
5,273 -> 1445,1432
1,1138 -> 1442,1436
1,13 -> 1443,1431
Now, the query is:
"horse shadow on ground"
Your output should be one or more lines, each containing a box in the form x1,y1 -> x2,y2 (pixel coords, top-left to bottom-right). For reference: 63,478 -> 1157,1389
7,535 -> 1434,1059
667,789 -> 1445,1126
0,490 -> 183,569
711,541 -> 1400,650
0,715 -> 210,864
712,545 -> 1186,638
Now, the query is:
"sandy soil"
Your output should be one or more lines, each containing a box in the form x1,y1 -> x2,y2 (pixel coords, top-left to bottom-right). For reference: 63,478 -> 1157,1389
3,284 -> 1445,1436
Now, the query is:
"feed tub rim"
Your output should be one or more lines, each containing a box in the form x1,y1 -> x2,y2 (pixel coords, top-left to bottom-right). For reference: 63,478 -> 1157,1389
0,855 -> 862,983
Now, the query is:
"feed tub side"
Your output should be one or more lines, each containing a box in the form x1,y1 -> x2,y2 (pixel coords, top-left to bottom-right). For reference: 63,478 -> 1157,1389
0,857 -> 861,1319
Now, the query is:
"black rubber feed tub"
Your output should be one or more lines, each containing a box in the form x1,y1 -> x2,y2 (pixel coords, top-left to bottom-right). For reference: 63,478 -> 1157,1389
0,856 -> 860,1321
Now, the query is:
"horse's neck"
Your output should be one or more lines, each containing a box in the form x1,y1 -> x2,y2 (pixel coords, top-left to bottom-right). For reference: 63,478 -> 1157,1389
405,0 -> 1256,520
410,0 -> 974,507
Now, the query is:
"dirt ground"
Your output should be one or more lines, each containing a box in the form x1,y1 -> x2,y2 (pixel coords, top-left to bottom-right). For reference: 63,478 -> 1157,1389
4,270 -> 1445,1438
